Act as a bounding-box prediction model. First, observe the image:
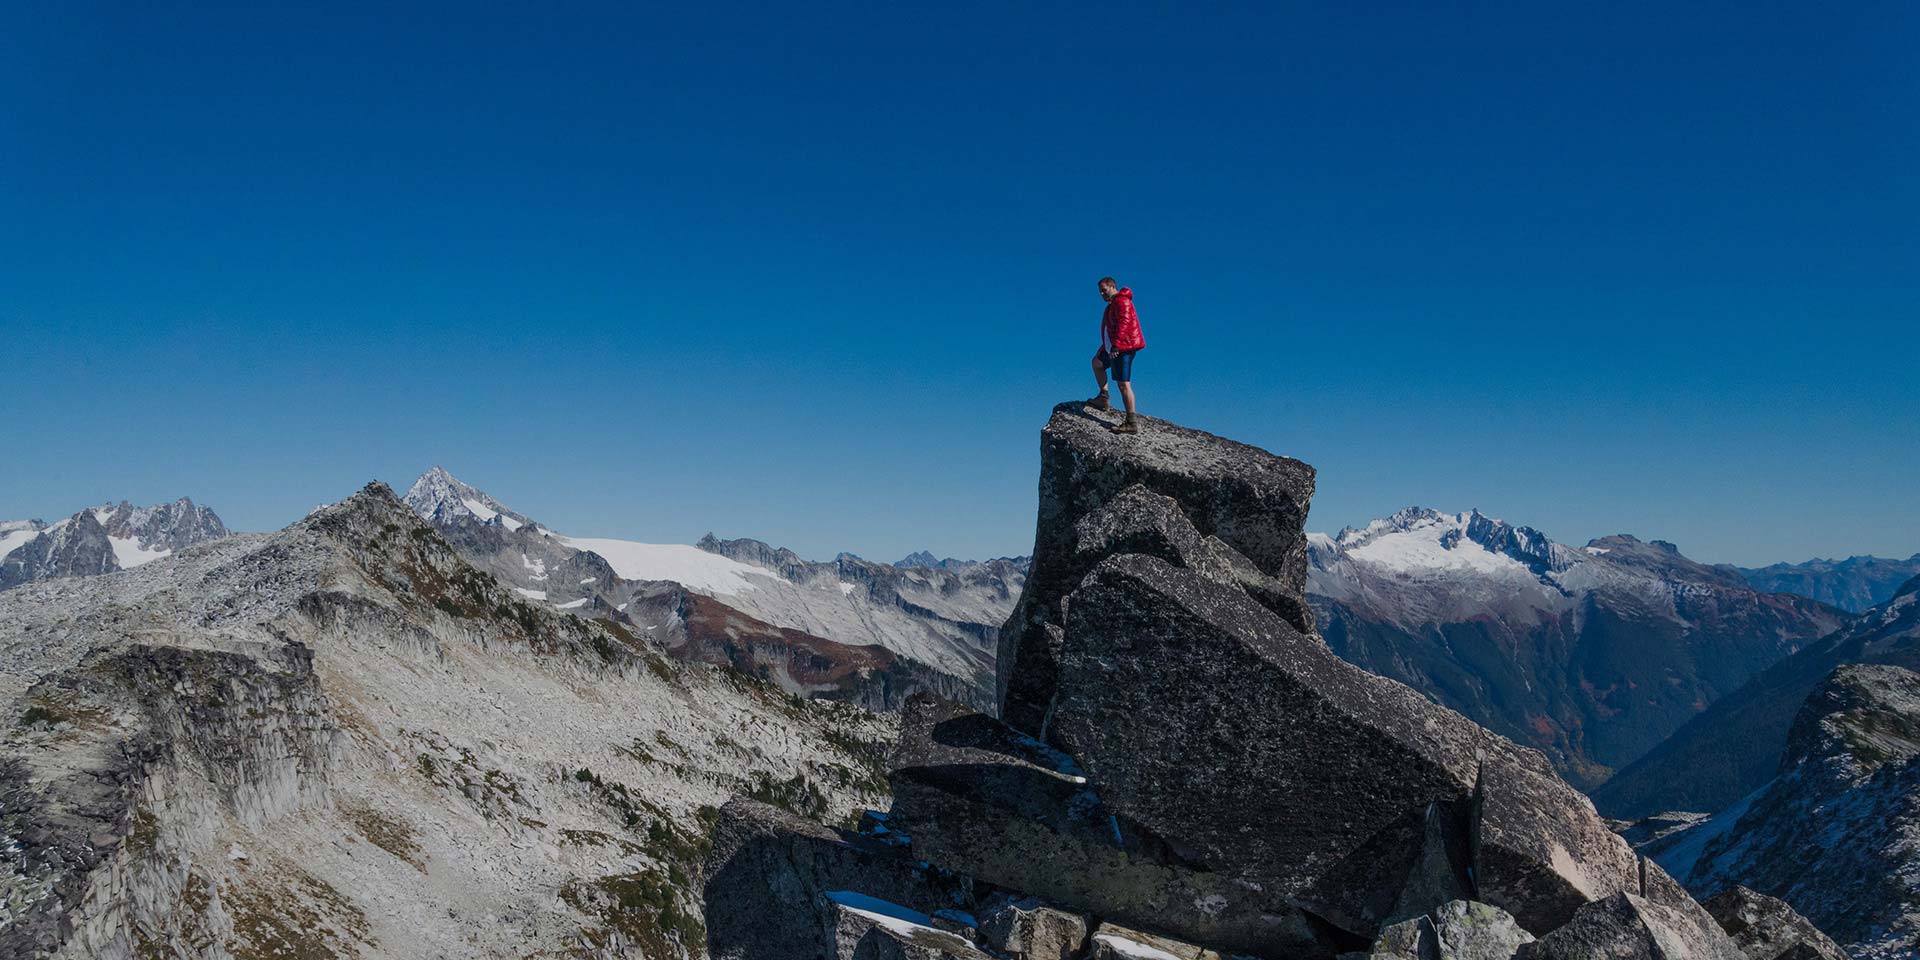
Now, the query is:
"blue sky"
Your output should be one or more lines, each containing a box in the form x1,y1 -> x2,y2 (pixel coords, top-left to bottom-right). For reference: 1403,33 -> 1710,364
2,2 -> 1914,566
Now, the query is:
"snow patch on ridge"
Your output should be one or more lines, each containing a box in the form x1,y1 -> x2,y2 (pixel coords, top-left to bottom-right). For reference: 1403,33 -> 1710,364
0,526 -> 42,561
556,536 -> 767,595
109,536 -> 171,569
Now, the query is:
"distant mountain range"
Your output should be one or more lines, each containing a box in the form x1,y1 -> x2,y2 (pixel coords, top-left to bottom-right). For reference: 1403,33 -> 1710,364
1308,508 -> 1849,789
1727,554 -> 1920,613
8,478 -> 1911,807
1643,658 -> 1920,957
398,467 -> 1026,710
1595,573 -> 1920,818
0,498 -> 228,590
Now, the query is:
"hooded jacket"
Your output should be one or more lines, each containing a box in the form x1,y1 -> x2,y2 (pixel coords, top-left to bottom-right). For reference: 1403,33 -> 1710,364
1102,287 -> 1145,352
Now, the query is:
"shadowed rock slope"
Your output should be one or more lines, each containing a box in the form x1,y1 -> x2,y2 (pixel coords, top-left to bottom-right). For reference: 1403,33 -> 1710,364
705,402 -> 1828,960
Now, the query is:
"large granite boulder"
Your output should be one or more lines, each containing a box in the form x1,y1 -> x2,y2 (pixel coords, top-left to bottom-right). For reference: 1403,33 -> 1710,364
885,695 -> 1335,958
1048,553 -> 1686,938
1702,886 -> 1848,960
1367,901 -> 1535,960
1517,892 -> 1745,960
705,799 -> 978,960
996,403 -> 1315,733
975,895 -> 1088,960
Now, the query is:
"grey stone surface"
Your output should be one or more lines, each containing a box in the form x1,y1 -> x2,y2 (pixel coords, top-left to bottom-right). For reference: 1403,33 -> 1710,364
975,894 -> 1087,959
1085,921 -> 1226,960
827,895 -> 993,959
1049,553 -> 1677,938
1517,892 -> 1744,960
885,695 -> 1333,958
996,402 -> 1315,733
1702,886 -> 1847,960
705,798 -> 977,960
1428,901 -> 1534,960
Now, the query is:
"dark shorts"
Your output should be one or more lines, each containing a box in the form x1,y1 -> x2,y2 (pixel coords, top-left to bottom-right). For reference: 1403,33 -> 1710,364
1099,347 -> 1140,382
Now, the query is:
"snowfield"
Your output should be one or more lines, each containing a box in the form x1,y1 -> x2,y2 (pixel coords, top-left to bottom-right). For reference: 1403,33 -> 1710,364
552,535 -> 769,594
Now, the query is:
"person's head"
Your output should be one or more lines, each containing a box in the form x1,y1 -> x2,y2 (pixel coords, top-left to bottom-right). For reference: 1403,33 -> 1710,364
1098,277 -> 1118,302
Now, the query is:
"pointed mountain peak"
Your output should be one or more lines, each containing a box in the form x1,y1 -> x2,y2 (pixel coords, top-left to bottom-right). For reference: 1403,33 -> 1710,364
402,468 -> 531,532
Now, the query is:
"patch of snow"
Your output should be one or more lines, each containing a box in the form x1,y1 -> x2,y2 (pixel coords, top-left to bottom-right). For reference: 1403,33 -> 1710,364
824,891 -> 952,943
554,598 -> 588,610
92,506 -> 116,525
513,587 -> 547,601
498,515 -> 522,531
521,554 -> 548,581
580,577 -> 596,585
1344,511 -> 1530,576
616,603 -> 628,612
837,582 -> 857,596
1092,933 -> 1183,960
0,527 -> 42,560
1654,784 -> 1765,881
556,536 -> 768,595
109,536 -> 170,568
1586,546 -> 1611,556
460,498 -> 498,523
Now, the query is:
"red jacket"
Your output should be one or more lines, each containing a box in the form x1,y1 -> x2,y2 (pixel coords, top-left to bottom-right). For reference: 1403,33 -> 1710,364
1102,287 -> 1145,352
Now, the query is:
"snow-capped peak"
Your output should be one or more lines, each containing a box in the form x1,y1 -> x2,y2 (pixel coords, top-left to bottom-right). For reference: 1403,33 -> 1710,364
1316,507 -> 1571,578
402,467 -> 529,532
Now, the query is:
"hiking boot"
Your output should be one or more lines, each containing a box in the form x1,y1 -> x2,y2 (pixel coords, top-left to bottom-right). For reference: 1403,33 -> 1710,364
1088,391 -> 1111,411
1108,414 -> 1139,435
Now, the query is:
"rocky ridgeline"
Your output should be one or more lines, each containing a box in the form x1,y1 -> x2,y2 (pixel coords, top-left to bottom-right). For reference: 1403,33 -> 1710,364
0,483 -> 898,959
1648,661 -> 1920,958
703,403 -> 1843,960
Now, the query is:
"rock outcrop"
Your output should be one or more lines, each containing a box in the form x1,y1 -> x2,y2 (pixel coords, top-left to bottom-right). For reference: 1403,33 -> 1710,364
1517,892 -> 1744,959
1365,900 -> 1535,960
1701,886 -> 1848,960
996,403 -> 1315,734
704,402 -> 1816,960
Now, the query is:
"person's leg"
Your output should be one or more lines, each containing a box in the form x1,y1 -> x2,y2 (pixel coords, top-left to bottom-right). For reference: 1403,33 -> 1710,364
1108,351 -> 1140,432
1088,350 -> 1111,408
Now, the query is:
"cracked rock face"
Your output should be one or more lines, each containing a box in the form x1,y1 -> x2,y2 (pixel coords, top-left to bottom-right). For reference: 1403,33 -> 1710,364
1516,892 -> 1744,960
996,403 -> 1315,734
1049,552 -> 1677,937
884,695 -> 1329,958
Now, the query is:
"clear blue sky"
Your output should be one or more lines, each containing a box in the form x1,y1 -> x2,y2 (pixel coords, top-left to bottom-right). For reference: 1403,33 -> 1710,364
3,2 -> 1915,567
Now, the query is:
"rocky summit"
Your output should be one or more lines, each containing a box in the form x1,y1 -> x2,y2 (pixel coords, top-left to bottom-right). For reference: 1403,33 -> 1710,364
704,402 -> 1832,960
996,402 -> 1316,736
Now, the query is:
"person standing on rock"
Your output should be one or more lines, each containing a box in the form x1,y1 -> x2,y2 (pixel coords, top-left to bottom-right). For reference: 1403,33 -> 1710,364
1088,277 -> 1145,434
